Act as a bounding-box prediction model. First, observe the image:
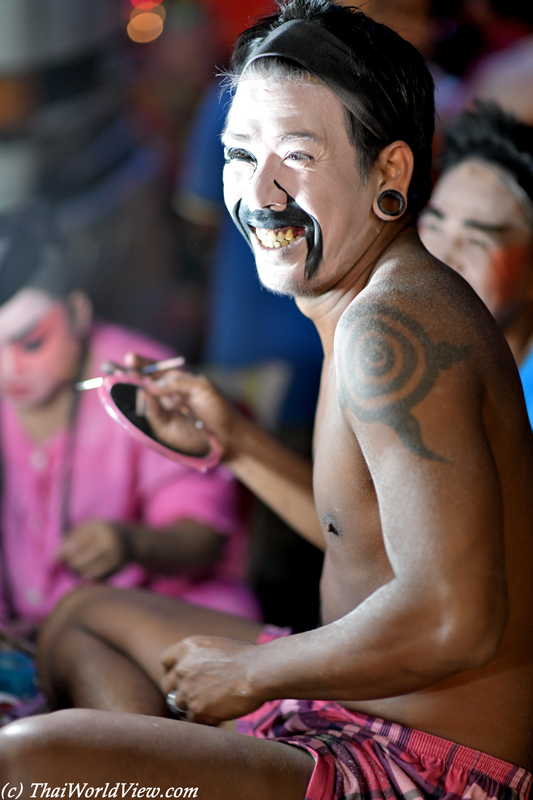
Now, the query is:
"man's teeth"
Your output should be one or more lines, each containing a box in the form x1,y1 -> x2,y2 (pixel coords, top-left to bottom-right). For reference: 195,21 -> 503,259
255,227 -> 302,249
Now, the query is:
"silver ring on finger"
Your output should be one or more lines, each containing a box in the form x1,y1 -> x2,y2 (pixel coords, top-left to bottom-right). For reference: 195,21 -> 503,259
166,690 -> 188,721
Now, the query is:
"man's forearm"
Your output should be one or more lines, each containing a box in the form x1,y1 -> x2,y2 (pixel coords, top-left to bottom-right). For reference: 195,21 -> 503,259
241,578 -> 505,704
226,414 -> 324,550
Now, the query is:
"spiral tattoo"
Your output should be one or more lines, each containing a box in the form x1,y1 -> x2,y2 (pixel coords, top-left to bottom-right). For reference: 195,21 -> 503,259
338,303 -> 470,462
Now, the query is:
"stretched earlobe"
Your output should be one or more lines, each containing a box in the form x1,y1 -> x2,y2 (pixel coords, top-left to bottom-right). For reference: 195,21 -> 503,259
374,190 -> 407,220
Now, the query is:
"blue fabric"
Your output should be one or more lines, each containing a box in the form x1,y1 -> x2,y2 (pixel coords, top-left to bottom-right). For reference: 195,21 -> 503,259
180,80 -> 323,425
519,346 -> 533,428
180,81 -> 228,207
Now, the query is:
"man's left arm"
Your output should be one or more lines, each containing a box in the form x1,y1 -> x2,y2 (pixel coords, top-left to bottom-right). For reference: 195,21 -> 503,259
159,302 -> 508,722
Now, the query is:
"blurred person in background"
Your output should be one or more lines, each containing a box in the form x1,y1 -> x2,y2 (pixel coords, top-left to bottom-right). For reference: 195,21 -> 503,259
0,206 -> 260,642
419,102 -> 533,423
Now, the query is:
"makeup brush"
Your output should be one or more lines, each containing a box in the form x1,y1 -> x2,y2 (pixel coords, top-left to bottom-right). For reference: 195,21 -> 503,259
75,356 -> 186,392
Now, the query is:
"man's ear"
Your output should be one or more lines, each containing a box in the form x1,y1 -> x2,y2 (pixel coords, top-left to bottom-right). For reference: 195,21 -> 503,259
372,140 -> 414,221
67,290 -> 93,338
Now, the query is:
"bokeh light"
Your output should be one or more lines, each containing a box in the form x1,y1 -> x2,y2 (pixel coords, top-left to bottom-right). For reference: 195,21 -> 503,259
130,4 -> 166,22
131,0 -> 163,9
127,11 -> 164,43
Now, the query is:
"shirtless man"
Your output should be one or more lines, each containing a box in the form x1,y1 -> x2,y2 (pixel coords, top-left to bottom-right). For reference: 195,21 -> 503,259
1,2 -> 532,798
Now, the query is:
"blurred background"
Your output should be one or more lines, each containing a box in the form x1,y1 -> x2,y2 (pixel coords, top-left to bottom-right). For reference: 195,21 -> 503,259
1,0 -> 531,359
1,0 -> 531,360
0,0 -> 531,631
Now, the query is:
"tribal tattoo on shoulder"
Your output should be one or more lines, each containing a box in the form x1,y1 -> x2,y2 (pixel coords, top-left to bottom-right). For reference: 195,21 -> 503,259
337,303 -> 470,462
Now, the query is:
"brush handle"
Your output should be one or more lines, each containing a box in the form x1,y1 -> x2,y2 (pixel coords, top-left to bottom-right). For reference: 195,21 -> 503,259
100,356 -> 186,377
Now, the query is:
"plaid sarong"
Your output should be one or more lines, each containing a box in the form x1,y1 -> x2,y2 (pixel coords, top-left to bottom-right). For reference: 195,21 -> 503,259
236,628 -> 532,800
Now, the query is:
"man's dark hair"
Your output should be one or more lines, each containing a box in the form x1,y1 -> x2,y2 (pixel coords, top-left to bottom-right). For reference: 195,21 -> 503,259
439,101 -> 533,205
227,0 -> 435,214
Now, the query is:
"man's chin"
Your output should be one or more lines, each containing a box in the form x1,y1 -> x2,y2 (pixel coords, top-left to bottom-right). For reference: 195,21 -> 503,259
255,261 -> 313,298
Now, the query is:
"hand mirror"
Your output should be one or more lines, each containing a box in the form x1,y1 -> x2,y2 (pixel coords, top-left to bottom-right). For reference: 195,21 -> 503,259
78,374 -> 222,473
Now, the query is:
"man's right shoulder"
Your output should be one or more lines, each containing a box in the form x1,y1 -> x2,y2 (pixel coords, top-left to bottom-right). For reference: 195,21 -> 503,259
340,256 -> 501,354
335,269 -> 524,441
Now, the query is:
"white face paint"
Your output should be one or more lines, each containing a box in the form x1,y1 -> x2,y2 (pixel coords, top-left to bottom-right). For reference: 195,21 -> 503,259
0,288 -> 81,408
0,288 -> 55,345
222,77 -> 377,297
419,161 -> 533,327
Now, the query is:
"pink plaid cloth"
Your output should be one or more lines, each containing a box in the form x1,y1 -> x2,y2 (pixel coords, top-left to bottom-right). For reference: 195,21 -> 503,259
237,628 -> 532,800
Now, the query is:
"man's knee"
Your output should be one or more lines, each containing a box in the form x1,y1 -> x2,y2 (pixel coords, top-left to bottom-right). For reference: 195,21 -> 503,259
0,712 -> 76,783
0,717 -> 34,780
0,708 -> 95,776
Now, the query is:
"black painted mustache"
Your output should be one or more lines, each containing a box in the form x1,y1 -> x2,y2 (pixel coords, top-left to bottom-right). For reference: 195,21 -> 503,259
231,182 -> 323,280
239,204 -> 312,232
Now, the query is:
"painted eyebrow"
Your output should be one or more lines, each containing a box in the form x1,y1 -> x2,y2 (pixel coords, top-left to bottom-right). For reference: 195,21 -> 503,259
221,129 -> 250,143
463,220 -> 511,234
422,205 -> 444,219
7,319 -> 46,344
220,130 -> 322,145
277,132 -> 321,144
422,206 -> 510,235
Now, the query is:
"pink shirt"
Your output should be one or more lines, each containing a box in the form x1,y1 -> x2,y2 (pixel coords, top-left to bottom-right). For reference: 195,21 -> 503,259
0,323 -> 260,628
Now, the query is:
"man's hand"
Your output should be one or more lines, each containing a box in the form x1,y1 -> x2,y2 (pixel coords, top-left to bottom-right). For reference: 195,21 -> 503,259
160,636 -> 264,726
56,520 -> 125,580
121,354 -> 322,549
124,353 -> 240,460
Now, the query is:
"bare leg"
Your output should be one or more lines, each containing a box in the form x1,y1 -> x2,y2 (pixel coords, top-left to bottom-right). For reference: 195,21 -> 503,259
0,709 -> 314,800
38,585 -> 263,713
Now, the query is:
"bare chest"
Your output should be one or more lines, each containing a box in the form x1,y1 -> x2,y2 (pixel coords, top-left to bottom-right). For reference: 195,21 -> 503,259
313,369 -> 392,619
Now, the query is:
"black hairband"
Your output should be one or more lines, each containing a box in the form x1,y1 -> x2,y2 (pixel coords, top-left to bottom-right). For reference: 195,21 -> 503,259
243,19 -> 394,142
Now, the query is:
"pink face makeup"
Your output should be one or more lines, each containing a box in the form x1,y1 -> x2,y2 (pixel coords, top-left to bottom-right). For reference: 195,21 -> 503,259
0,293 -> 81,408
97,375 -> 222,473
490,244 -> 532,307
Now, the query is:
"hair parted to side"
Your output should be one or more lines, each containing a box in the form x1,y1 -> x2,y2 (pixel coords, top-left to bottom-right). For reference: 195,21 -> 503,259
225,0 -> 435,215
439,101 -> 533,206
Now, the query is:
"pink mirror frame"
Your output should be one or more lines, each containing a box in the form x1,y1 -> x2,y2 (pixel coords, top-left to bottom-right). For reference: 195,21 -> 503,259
97,375 -> 222,473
